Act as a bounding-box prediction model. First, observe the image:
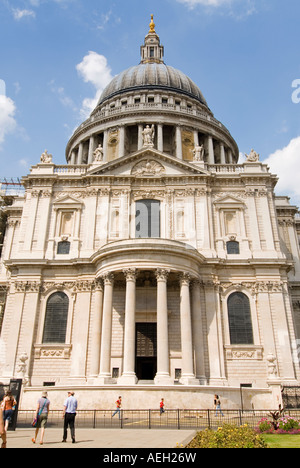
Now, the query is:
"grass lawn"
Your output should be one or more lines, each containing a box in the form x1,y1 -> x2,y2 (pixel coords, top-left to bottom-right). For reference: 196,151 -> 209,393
262,434 -> 300,448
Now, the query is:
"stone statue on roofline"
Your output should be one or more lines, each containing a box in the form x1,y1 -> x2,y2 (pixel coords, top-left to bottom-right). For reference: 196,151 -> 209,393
246,148 -> 260,162
40,149 -> 53,164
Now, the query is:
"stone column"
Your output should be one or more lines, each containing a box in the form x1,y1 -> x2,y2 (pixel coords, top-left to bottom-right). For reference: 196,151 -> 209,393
118,269 -> 138,385
2,282 -> 26,380
78,143 -> 84,164
154,269 -> 173,385
157,123 -> 163,152
23,190 -> 39,252
98,272 -> 114,383
179,273 -> 198,385
207,136 -> 214,164
191,280 -> 207,384
89,279 -> 104,379
176,126 -> 183,159
220,143 -> 226,164
204,280 -> 225,385
15,281 -> 41,386
69,281 -> 92,383
118,125 -> 125,158
138,125 -> 143,150
103,130 -> 108,162
88,135 -> 95,164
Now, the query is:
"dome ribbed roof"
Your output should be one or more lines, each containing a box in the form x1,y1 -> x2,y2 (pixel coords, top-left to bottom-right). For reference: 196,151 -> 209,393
96,63 -> 208,108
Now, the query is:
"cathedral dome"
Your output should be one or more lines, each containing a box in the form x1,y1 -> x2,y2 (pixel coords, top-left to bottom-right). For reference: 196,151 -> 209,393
96,63 -> 208,108
66,15 -> 239,165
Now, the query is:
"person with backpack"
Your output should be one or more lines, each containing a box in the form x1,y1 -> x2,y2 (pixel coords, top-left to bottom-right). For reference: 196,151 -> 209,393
32,391 -> 50,445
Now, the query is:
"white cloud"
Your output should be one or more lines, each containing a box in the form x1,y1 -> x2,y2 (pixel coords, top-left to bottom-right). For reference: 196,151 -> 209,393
264,137 -> 300,207
0,95 -> 17,146
177,0 -> 232,8
0,80 -> 6,96
76,52 -> 113,118
49,80 -> 77,111
12,8 -> 36,20
176,0 -> 257,17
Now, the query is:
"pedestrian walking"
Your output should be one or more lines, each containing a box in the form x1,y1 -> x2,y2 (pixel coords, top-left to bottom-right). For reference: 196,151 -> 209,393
0,407 -> 7,449
159,398 -> 165,416
1,390 -> 17,433
112,396 -> 122,419
214,394 -> 224,417
62,391 -> 78,443
32,391 -> 50,445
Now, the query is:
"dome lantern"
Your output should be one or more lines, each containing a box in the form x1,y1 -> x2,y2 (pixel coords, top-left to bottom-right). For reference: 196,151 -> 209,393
140,14 -> 164,64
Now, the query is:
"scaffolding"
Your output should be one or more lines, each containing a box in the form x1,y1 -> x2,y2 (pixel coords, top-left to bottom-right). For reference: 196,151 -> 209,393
0,178 -> 24,196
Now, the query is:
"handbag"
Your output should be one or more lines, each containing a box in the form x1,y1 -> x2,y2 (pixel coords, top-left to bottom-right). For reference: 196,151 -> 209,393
31,417 -> 38,428
32,399 -> 47,427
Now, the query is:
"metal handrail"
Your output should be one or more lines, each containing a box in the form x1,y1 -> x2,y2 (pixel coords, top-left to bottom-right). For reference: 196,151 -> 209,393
11,408 -> 300,431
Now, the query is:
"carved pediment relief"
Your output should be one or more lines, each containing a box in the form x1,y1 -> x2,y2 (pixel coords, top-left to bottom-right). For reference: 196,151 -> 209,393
131,159 -> 165,177
87,147 -> 210,177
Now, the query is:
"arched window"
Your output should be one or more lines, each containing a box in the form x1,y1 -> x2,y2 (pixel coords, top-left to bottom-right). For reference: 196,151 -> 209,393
228,292 -> 253,345
135,199 -> 160,238
42,292 -> 69,343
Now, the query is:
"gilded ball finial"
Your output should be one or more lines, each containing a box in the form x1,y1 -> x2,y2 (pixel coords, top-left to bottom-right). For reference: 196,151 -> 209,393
149,14 -> 155,33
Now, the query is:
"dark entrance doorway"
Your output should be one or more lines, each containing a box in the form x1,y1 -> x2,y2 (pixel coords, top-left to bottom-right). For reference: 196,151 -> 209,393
135,323 -> 157,380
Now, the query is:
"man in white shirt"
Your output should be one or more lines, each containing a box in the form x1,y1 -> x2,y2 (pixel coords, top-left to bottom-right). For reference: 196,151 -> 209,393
62,391 -> 78,443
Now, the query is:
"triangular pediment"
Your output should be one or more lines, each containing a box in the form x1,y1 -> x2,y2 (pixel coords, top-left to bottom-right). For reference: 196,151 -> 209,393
214,194 -> 245,208
87,148 -> 210,177
53,194 -> 83,208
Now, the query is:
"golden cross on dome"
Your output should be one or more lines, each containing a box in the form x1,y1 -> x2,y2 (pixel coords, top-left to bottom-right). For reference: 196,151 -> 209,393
149,14 -> 155,33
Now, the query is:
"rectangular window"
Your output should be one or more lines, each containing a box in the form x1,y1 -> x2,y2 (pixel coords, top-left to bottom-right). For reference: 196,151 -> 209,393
135,200 -> 161,238
57,241 -> 71,254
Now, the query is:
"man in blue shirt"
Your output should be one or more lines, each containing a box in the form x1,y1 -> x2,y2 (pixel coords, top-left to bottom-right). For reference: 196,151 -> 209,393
62,391 -> 78,443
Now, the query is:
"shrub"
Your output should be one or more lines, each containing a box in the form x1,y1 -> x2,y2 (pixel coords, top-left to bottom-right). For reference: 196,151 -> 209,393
258,418 -> 274,434
186,424 -> 268,449
257,415 -> 300,434
278,416 -> 300,433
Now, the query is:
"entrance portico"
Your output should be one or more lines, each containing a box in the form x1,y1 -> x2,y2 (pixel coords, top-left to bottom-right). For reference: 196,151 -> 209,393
94,264 -> 200,386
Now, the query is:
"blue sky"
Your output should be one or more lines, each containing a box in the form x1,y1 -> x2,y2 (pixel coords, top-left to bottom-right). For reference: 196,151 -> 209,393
1,0 -> 300,206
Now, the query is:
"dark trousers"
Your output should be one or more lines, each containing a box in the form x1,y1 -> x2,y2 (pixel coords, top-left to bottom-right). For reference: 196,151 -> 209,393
63,413 -> 76,440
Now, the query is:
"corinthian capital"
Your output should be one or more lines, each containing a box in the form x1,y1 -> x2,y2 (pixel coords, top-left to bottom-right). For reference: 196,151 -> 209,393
179,272 -> 192,286
155,269 -> 170,282
123,268 -> 137,282
101,272 -> 114,285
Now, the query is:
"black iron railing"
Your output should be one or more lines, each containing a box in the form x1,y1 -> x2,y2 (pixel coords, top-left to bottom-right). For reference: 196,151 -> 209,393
13,408 -> 300,431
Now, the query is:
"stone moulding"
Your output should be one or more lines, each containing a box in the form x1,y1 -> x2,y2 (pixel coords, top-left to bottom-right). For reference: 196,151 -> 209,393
225,345 -> 263,360
34,344 -> 72,359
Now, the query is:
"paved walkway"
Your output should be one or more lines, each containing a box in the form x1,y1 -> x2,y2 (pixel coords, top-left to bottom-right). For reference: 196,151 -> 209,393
3,428 -> 196,449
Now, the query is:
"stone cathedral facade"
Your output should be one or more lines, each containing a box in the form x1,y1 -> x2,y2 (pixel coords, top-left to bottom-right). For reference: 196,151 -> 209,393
1,17 -> 300,409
